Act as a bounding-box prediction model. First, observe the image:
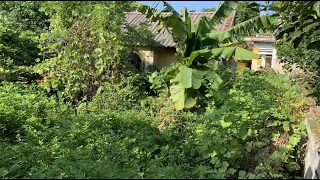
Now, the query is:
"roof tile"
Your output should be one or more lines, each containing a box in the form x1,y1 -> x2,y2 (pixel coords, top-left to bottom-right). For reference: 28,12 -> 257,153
125,11 -> 235,47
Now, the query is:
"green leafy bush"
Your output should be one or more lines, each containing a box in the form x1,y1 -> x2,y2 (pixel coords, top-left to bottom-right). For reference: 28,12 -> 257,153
77,73 -> 150,114
0,70 -> 312,179
0,82 -> 69,141
34,1 -> 139,103
184,69 -> 312,178
0,15 -> 41,82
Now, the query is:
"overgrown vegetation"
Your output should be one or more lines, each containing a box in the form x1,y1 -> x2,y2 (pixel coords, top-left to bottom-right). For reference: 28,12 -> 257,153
0,1 -> 318,179
270,1 -> 320,104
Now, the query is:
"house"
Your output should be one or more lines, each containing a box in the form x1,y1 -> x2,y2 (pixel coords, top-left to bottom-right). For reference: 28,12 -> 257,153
243,33 -> 284,73
125,11 -> 236,71
125,11 -> 283,72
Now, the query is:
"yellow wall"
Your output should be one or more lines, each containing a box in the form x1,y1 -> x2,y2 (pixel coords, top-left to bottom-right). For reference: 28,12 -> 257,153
135,46 -> 154,64
251,47 -> 261,71
153,47 -> 179,69
236,62 -> 247,69
132,46 -> 179,70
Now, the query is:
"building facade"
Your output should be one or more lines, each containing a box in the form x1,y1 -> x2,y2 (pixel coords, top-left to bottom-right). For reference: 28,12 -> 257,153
125,12 -> 283,72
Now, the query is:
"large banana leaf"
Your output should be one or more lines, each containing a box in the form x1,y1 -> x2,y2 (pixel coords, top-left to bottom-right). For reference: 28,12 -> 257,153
210,1 -> 238,26
170,82 -> 196,110
211,47 -> 260,60
136,1 -> 267,111
185,47 -> 260,67
171,46 -> 259,110
179,66 -> 203,89
207,15 -> 275,43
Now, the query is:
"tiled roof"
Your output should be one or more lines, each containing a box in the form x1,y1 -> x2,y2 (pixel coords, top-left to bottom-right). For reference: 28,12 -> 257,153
125,11 -> 236,47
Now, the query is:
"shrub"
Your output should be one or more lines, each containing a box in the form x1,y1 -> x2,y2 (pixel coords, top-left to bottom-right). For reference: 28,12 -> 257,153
0,82 -> 70,141
0,70 -> 313,179
183,69 -> 313,178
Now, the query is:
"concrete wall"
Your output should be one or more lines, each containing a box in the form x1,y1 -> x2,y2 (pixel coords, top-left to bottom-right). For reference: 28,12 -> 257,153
135,46 -> 154,72
133,46 -> 179,71
251,47 -> 262,71
254,42 -> 275,49
248,44 -> 285,72
153,47 -> 179,69
304,107 -> 320,179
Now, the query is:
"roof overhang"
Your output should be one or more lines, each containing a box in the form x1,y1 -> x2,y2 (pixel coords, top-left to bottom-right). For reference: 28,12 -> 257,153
244,33 -> 276,43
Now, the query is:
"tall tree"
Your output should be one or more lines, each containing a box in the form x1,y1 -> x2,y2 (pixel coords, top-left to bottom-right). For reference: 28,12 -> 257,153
0,1 -> 50,32
0,1 -> 48,82
34,1 -> 139,103
269,1 -> 320,79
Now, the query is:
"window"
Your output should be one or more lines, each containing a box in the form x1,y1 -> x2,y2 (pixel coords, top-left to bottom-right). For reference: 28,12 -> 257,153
258,48 -> 275,68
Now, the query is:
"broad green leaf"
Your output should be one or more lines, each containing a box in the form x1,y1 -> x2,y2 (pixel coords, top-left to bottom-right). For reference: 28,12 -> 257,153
204,70 -> 223,90
180,6 -> 188,22
0,167 -> 8,177
184,95 -> 196,108
210,157 -> 219,165
247,173 -> 256,179
288,136 -> 300,147
210,150 -> 218,157
228,168 -> 237,175
218,161 -> 229,172
211,47 -> 259,60
185,17 -> 196,36
239,128 -> 248,140
221,47 -> 236,59
210,1 -> 238,26
9,164 -> 21,173
239,170 -> 247,178
179,66 -> 203,89
283,121 -> 290,132
197,17 -> 213,37
233,47 -> 260,60
207,30 -> 230,41
170,83 -> 185,110
211,48 -> 225,57
165,15 -> 186,41
208,15 -> 275,43
170,82 -> 197,110
219,120 -> 232,128
186,49 -> 211,67
183,33 -> 197,58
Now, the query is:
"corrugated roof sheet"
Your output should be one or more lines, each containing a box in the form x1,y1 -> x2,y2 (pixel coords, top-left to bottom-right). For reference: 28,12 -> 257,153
125,11 -> 236,47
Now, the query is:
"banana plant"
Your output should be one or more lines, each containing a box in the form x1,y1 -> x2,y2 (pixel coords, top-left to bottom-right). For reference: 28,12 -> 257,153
136,1 -> 274,110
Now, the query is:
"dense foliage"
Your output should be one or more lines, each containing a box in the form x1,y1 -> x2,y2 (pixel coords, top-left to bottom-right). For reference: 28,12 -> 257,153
269,1 -> 320,104
0,68 -> 313,179
137,1 -> 273,110
234,1 -> 260,25
0,2 -> 46,83
0,1 -> 318,179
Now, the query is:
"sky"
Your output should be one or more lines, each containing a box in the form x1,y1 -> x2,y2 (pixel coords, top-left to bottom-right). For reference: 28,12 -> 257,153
140,1 -> 273,14
141,1 -> 220,12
